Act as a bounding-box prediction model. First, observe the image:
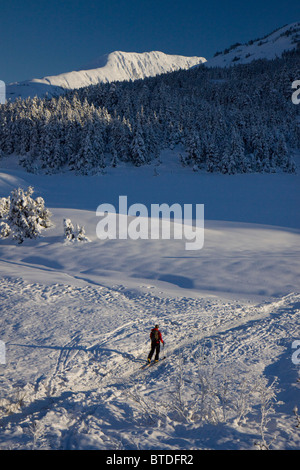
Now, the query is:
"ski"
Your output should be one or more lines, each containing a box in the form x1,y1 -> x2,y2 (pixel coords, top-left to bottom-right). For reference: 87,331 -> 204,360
140,357 -> 166,369
150,357 -> 166,366
140,361 -> 151,370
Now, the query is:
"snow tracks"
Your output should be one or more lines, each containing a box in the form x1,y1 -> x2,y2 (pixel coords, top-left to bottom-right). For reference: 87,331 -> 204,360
0,277 -> 299,449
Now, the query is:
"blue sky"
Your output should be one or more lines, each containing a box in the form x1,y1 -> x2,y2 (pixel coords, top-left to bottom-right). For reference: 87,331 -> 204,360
0,0 -> 299,83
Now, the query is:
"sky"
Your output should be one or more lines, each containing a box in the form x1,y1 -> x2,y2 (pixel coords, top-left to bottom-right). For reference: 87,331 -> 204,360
0,0 -> 299,83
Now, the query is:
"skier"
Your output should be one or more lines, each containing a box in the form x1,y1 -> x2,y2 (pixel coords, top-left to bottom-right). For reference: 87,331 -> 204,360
147,324 -> 164,363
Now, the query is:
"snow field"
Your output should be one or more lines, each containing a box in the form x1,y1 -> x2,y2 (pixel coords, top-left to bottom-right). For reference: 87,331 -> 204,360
0,276 -> 299,450
0,155 -> 299,449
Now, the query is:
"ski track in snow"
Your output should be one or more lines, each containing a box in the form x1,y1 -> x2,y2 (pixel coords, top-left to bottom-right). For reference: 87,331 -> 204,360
0,277 -> 299,450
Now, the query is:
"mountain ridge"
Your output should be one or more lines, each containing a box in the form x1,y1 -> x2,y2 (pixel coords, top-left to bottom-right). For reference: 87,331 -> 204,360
5,22 -> 300,101
205,21 -> 300,67
6,50 -> 206,101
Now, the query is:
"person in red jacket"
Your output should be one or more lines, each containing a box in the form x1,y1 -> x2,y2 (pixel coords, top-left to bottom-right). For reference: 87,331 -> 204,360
148,324 -> 164,363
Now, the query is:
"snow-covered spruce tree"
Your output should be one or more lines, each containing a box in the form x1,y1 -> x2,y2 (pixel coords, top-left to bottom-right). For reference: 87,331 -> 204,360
275,135 -> 296,173
0,196 -> 11,239
230,127 -> 247,173
91,125 -> 106,171
0,195 -> 10,219
185,130 -> 205,170
0,221 -> 11,238
130,118 -> 147,166
63,218 -> 90,243
0,186 -> 52,244
219,142 -> 233,174
206,137 -> 220,173
73,131 -> 97,175
75,224 -> 90,242
63,218 -> 75,241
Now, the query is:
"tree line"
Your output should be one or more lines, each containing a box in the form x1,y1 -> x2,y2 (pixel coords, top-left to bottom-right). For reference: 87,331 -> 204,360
0,50 -> 299,175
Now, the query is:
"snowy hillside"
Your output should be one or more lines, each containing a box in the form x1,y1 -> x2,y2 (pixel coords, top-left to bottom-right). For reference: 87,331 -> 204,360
206,22 -> 300,68
6,51 -> 206,101
0,151 -> 299,450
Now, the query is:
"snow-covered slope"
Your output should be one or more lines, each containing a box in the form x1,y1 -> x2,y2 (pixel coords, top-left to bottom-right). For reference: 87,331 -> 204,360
6,51 -> 206,101
206,22 -> 300,68
0,151 -> 299,449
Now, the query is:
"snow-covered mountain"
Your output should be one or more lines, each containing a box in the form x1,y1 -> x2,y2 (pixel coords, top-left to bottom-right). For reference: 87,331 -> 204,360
6,22 -> 299,101
6,51 -> 206,101
205,22 -> 300,68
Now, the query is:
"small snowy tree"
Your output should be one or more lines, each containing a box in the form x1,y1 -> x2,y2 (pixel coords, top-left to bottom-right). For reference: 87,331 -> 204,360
254,377 -> 279,450
0,186 -> 52,244
63,218 -> 75,241
0,222 -> 11,238
75,224 -> 90,243
293,406 -> 300,428
0,196 -> 10,219
63,218 -> 90,243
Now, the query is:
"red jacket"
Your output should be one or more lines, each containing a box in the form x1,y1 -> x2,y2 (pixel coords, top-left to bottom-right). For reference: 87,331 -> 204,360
150,328 -> 164,344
